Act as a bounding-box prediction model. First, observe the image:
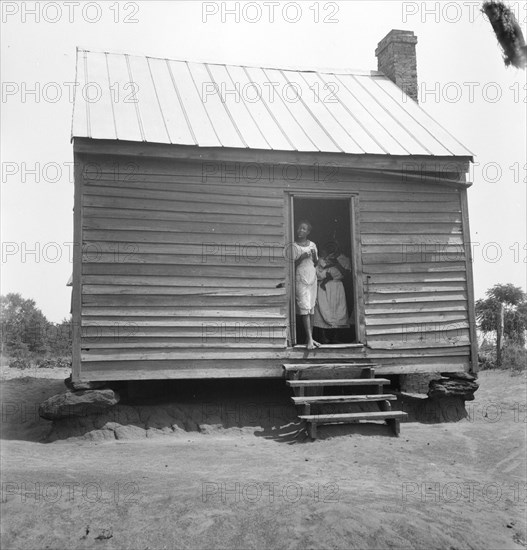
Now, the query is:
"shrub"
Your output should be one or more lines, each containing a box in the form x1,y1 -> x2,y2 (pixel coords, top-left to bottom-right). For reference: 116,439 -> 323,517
6,351 -> 72,370
478,341 -> 526,374
478,348 -> 496,370
36,356 -> 72,369
8,354 -> 32,370
501,343 -> 527,375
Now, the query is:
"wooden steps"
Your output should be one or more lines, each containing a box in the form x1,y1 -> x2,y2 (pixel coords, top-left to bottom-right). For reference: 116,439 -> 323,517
287,378 -> 390,387
283,362 -> 408,439
299,411 -> 407,439
284,363 -> 374,380
292,394 -> 397,404
299,411 -> 407,421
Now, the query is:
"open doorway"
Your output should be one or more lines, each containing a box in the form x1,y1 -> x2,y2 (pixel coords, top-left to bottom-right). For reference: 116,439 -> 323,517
291,197 -> 358,346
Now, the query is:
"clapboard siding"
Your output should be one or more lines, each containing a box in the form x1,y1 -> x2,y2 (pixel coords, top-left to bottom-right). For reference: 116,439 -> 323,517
357,184 -> 467,350
82,264 -> 282,277
85,208 -> 283,229
83,230 -> 284,243
82,254 -> 284,266
362,262 -> 466,274
81,155 -> 465,184
84,184 -> 283,206
82,293 -> 286,306
82,276 -> 280,287
361,223 -> 463,234
73,149 -> 473,380
83,196 -> 280,217
81,319 -> 286,329
78,152 -> 290,378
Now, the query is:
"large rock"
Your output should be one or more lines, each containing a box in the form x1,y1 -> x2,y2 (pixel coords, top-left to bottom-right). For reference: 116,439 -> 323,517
440,371 -> 478,381
428,377 -> 479,401
39,389 -> 120,420
398,394 -> 469,423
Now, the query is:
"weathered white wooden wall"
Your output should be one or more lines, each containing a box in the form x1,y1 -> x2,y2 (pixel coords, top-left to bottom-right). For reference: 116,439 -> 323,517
73,151 -> 472,381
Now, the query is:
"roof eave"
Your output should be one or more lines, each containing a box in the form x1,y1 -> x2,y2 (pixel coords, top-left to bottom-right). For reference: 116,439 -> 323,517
72,137 -> 473,189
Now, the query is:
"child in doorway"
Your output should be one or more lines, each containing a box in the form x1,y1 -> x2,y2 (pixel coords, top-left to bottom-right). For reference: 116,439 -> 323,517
292,220 -> 320,349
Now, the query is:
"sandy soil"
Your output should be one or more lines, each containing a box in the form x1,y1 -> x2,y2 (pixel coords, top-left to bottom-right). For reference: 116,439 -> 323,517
0,366 -> 526,550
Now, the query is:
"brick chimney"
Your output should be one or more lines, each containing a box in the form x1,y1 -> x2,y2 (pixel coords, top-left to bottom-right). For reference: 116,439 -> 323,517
375,30 -> 418,103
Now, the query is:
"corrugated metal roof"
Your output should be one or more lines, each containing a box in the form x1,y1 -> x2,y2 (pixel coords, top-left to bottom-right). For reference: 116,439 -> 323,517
72,49 -> 472,157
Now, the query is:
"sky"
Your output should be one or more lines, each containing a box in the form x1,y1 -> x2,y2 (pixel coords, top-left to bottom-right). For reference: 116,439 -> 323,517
1,0 -> 526,323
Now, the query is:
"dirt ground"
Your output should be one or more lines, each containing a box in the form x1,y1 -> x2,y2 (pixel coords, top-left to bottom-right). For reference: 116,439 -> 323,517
0,366 -> 526,550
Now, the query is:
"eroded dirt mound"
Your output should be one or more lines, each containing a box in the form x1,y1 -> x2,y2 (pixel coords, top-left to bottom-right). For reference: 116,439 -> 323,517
47,397 -> 301,441
1,372 -> 304,442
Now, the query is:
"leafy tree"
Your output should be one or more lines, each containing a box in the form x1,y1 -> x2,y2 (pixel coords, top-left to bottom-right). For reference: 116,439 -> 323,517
47,317 -> 73,356
475,284 -> 527,365
0,293 -> 52,355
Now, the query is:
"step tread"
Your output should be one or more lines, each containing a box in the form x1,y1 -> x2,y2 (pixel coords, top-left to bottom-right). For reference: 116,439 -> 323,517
292,394 -> 396,404
299,411 -> 408,421
287,378 -> 390,387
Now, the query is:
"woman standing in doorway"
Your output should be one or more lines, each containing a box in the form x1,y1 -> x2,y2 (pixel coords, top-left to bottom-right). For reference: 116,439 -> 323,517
292,220 -> 320,349
314,241 -> 351,343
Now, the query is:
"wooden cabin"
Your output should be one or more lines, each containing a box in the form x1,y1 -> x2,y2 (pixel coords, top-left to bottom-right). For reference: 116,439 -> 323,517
70,31 -> 476,384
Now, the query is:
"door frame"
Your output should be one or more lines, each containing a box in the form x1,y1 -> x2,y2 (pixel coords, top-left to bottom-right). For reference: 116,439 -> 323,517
286,191 -> 366,347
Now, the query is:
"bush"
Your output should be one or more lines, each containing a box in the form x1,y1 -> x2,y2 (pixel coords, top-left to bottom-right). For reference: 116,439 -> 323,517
5,351 -> 72,370
478,341 -> 526,374
501,343 -> 527,375
7,349 -> 34,370
35,356 -> 72,369
8,357 -> 32,370
478,348 -> 496,370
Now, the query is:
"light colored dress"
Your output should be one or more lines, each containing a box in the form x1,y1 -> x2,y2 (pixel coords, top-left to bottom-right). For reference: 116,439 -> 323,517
292,241 -> 318,315
314,255 -> 351,328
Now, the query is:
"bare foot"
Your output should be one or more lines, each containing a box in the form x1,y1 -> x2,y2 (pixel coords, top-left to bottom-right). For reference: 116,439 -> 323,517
306,340 -> 321,350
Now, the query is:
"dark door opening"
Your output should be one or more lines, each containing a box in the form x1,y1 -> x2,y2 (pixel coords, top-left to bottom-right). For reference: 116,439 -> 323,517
292,197 -> 357,346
